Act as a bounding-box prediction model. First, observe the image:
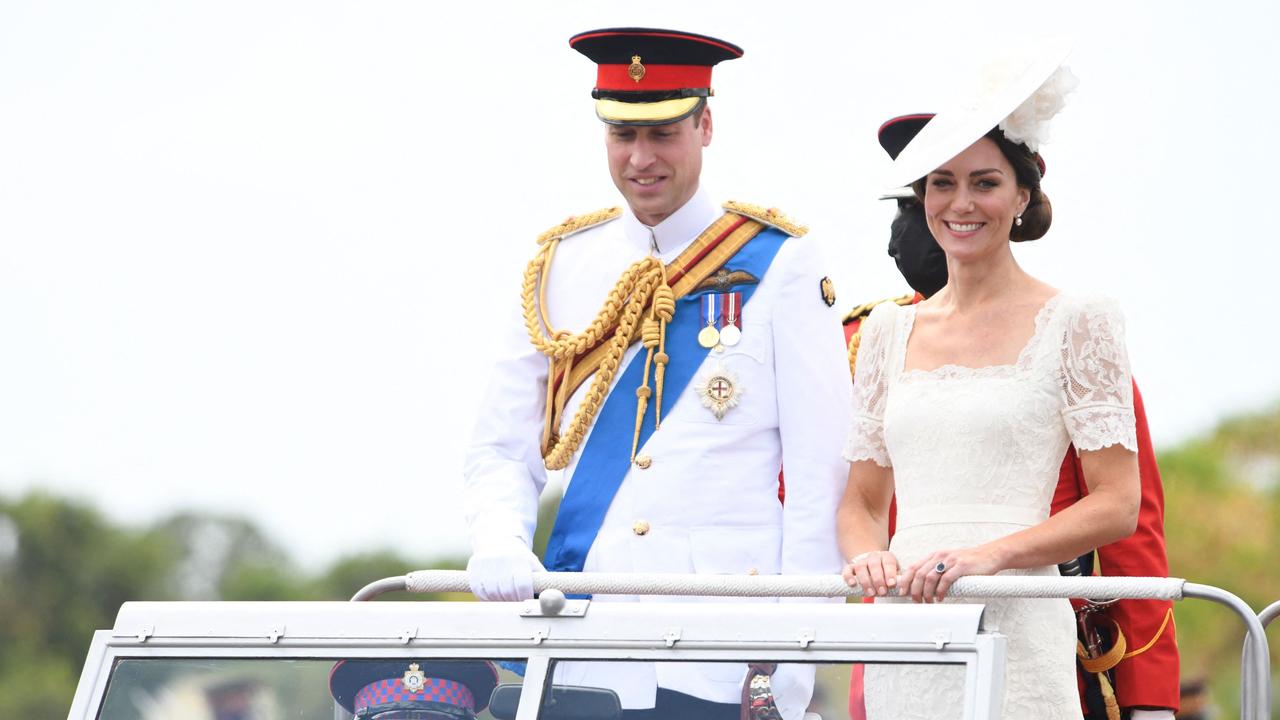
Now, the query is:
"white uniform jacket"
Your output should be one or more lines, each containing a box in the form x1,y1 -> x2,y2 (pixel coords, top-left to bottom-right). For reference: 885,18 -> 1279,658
464,187 -> 850,713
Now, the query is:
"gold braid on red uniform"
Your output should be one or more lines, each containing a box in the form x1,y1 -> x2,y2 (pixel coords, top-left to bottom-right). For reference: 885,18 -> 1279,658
843,293 -> 916,378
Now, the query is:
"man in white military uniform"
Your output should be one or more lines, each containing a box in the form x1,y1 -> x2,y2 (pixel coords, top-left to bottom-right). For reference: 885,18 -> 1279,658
463,27 -> 849,720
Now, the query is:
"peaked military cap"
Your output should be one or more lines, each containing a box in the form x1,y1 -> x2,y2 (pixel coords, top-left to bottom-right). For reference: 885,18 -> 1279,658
878,114 -> 936,200
329,659 -> 499,716
879,114 -> 935,161
569,27 -> 743,125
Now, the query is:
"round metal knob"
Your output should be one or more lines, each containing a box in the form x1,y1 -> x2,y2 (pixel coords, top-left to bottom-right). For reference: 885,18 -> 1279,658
538,588 -> 567,615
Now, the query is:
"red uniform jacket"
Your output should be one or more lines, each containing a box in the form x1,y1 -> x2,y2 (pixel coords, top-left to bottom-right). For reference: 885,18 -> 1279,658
1053,382 -> 1179,711
838,299 -> 1179,718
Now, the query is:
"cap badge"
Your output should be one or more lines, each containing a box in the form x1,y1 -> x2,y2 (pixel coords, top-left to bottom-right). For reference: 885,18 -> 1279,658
628,55 -> 646,83
402,663 -> 426,693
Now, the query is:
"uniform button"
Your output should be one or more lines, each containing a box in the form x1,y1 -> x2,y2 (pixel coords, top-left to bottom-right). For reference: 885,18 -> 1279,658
634,455 -> 652,469
632,520 -> 650,536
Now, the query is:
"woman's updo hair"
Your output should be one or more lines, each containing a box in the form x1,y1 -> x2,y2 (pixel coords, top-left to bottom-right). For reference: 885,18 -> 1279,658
911,127 -> 1053,242
988,128 -> 1052,241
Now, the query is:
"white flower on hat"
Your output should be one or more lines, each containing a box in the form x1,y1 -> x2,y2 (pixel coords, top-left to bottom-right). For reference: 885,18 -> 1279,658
997,65 -> 1079,152
882,39 -> 1074,190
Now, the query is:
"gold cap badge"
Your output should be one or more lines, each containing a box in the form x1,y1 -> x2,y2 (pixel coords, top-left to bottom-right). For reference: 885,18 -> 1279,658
628,55 -> 645,83
402,663 -> 426,693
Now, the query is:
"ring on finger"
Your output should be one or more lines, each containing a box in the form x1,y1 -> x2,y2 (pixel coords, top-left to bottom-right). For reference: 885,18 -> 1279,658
934,561 -> 947,574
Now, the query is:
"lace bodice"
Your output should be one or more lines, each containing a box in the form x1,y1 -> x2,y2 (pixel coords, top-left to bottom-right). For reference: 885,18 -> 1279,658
845,293 -> 1136,499
844,292 -> 1137,720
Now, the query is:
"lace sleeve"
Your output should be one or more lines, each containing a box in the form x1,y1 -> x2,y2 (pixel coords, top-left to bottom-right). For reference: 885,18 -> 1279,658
1058,296 -> 1137,453
843,302 -> 898,466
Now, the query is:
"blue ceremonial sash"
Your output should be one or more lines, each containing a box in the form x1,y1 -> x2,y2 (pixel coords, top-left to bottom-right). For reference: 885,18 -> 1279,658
543,227 -> 788,574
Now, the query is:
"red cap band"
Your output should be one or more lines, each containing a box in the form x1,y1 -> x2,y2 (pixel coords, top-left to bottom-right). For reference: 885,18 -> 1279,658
595,64 -> 713,92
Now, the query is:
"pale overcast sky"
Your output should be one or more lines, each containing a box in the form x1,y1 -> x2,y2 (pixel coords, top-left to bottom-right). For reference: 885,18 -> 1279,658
2,0 -> 1277,569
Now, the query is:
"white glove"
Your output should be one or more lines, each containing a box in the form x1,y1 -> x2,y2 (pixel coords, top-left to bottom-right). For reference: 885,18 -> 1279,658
1129,711 -> 1175,720
466,537 -> 545,601
768,663 -> 816,720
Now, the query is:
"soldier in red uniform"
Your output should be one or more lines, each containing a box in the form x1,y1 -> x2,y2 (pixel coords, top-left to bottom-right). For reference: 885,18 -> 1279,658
844,114 -> 1178,720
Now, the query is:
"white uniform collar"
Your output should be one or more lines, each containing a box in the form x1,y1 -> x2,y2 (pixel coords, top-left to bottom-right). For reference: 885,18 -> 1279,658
621,186 -> 720,260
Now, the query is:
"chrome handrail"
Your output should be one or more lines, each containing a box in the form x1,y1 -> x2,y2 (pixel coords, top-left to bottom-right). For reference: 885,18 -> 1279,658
352,571 -> 1272,720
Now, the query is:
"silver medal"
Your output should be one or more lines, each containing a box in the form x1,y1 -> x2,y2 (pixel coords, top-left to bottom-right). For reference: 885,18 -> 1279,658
719,324 -> 742,347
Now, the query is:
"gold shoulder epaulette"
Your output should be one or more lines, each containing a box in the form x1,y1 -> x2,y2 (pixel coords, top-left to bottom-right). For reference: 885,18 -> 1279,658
536,207 -> 622,245
842,293 -> 916,325
722,200 -> 808,237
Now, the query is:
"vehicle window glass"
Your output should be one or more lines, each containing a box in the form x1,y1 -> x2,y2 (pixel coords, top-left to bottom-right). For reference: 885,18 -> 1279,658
97,658 -> 525,720
494,661 -> 948,720
96,658 -> 971,719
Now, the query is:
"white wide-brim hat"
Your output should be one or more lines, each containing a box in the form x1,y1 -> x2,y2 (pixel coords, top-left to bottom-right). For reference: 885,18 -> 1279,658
884,39 -> 1073,191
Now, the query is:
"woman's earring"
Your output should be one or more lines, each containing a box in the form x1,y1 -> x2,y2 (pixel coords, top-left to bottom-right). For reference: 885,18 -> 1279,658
1015,214 -> 1024,227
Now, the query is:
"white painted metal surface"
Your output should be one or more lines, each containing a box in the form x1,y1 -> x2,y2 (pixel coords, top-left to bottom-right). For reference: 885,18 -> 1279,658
71,598 -> 1007,720
1261,600 -> 1280,629
67,573 -> 1273,720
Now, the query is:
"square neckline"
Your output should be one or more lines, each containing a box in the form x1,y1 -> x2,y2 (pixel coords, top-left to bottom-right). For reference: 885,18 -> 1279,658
896,292 -> 1065,380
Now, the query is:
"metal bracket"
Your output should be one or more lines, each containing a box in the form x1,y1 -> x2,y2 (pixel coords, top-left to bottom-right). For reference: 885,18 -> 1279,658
931,630 -> 952,649
531,628 -> 549,645
398,627 -> 418,645
267,626 -> 285,644
135,625 -> 154,643
662,627 -> 682,647
796,629 -> 815,648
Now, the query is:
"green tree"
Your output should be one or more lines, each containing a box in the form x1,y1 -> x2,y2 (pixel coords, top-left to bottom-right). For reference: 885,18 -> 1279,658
0,491 -> 471,719
0,493 -> 177,720
1160,403 -> 1280,717
307,550 -> 467,601
149,512 -> 298,600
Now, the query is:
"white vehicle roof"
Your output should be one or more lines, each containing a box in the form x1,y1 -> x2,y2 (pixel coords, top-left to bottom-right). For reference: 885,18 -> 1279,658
72,597 -> 1005,720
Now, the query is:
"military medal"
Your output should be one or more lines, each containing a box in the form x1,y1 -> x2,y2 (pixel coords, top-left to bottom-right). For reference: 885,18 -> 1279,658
719,291 -> 743,346
696,362 -> 742,420
698,294 -> 721,348
697,325 -> 720,348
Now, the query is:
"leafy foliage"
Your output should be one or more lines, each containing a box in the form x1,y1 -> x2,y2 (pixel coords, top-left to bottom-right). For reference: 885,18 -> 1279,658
1161,402 -> 1280,717
0,493 -> 467,719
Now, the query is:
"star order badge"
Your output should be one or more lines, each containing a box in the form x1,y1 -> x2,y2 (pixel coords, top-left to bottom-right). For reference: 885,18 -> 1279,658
819,276 -> 836,307
696,363 -> 742,420
402,663 -> 426,693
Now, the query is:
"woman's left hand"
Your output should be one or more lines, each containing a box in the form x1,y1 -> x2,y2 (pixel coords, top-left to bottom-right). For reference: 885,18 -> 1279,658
898,546 -> 1003,603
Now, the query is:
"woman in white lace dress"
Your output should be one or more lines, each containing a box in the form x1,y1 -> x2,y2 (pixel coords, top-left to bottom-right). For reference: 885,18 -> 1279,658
838,50 -> 1142,720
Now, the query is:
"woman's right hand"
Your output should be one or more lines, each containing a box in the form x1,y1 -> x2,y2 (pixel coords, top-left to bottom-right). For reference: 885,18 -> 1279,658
842,549 -> 900,597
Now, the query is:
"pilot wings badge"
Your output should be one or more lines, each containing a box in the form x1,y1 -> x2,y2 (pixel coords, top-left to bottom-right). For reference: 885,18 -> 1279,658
696,362 -> 742,420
